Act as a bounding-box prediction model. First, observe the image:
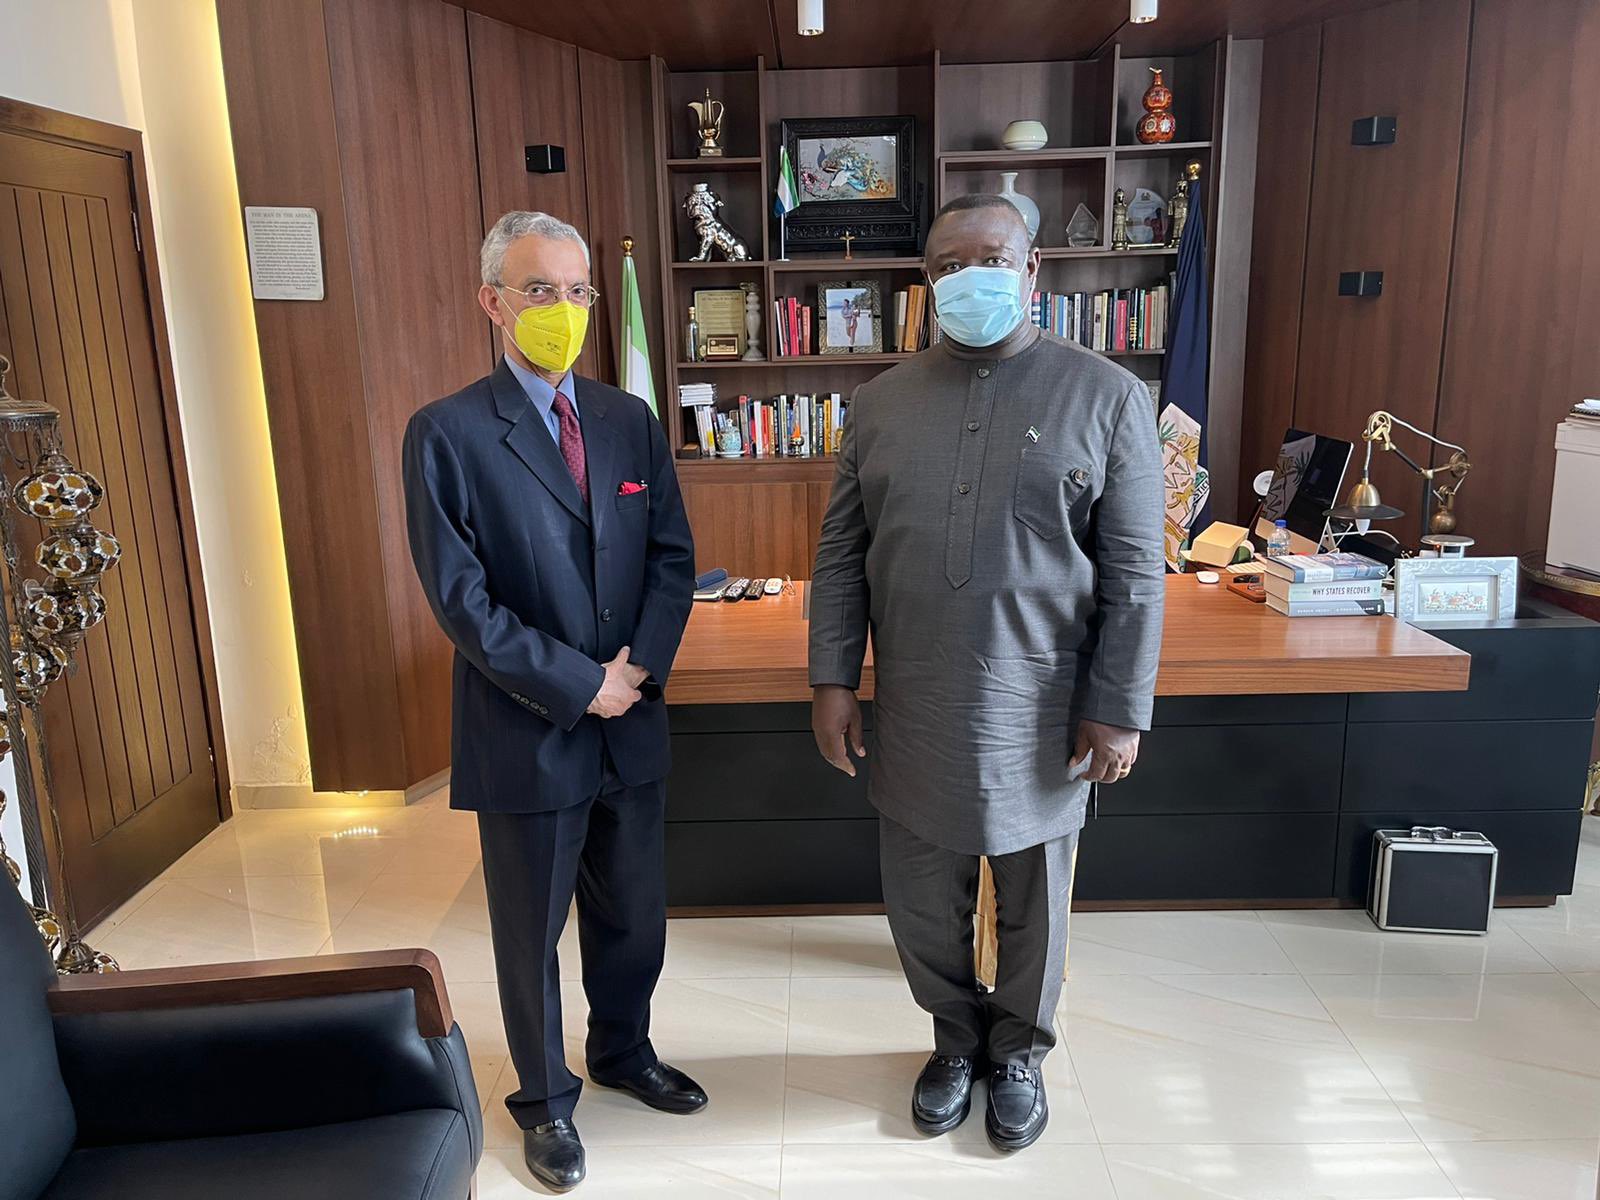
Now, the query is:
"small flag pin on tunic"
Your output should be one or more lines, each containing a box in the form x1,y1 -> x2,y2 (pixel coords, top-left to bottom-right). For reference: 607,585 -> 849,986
1026,426 -> 1040,442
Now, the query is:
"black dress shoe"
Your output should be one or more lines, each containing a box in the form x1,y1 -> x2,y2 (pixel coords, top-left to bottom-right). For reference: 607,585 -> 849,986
524,1119 -> 585,1192
590,1061 -> 709,1114
912,1053 -> 978,1135
985,1063 -> 1048,1152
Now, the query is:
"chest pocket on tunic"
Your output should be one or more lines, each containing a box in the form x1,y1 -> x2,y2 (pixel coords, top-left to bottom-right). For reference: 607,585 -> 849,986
1014,448 -> 1092,541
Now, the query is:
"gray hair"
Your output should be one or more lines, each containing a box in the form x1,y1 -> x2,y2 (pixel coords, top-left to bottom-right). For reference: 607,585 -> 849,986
480,211 -> 590,285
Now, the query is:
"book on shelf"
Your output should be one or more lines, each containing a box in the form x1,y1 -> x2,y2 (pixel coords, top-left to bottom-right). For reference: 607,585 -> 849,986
1262,575 -> 1385,603
1030,283 -> 1169,352
677,382 -> 716,408
891,284 -> 929,352
732,391 -> 847,458
1266,594 -> 1386,617
1258,552 -> 1388,583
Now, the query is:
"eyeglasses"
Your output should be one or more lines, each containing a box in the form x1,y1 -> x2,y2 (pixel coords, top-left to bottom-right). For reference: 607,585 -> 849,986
497,281 -> 601,309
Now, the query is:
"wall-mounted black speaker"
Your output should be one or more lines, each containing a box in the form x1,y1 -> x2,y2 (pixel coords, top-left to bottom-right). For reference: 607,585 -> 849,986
1351,116 -> 1397,145
1338,271 -> 1384,297
525,145 -> 567,174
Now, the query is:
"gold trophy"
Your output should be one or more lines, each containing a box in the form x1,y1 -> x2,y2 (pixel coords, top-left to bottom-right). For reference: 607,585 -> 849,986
688,88 -> 725,158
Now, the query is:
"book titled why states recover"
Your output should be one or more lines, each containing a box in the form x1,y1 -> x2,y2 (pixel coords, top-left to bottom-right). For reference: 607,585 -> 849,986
1259,552 -> 1388,584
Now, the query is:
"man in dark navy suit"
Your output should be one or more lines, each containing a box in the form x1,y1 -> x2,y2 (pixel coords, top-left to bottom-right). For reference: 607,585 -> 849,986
403,211 -> 699,1193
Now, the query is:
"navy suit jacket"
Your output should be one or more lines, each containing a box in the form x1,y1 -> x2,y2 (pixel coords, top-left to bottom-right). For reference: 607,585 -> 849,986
402,360 -> 695,813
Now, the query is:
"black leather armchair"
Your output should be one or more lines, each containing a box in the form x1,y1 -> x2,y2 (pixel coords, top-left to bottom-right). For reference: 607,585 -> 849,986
0,882 -> 482,1200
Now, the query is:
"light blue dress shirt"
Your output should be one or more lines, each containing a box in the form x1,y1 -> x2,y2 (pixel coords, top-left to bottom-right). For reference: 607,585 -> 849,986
504,356 -> 577,444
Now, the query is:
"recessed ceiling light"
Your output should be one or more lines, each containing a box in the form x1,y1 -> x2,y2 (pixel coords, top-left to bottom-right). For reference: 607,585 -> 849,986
799,0 -> 824,36
1131,0 -> 1158,23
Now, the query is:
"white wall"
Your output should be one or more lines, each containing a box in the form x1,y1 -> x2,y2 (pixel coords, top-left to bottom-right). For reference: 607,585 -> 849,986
0,0 -> 314,894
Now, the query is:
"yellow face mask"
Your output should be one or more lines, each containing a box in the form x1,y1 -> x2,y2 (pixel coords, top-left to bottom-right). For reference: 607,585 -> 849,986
502,294 -> 589,374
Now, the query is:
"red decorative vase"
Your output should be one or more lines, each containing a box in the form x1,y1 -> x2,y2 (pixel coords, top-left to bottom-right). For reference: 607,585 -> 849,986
1136,67 -> 1176,144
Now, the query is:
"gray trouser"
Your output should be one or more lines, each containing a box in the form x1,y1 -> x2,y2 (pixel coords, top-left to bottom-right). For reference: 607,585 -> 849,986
878,812 -> 1077,1068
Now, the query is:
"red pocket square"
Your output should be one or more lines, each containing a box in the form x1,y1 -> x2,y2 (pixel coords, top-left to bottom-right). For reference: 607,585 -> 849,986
618,481 -> 647,495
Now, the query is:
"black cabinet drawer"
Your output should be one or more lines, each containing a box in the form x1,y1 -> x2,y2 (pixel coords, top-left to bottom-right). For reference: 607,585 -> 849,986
1108,723 -> 1343,815
666,819 -> 881,907
667,730 -> 872,821
1075,813 -> 1337,901
670,702 -> 874,735
1335,809 -> 1582,901
1154,694 -> 1347,726
1342,720 -> 1591,812
1349,624 -> 1600,722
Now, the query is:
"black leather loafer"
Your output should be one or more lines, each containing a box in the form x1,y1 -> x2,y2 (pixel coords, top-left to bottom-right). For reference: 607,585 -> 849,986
912,1053 -> 978,1135
985,1063 -> 1048,1152
524,1118 -> 585,1192
591,1061 -> 709,1114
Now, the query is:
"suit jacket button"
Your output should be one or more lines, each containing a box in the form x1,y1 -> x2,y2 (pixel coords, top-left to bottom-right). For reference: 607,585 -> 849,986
601,608 -> 613,622
1071,468 -> 1089,486
957,482 -> 971,495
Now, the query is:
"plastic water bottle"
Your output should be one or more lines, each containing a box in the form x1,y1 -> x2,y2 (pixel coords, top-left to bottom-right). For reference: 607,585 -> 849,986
1268,518 -> 1291,558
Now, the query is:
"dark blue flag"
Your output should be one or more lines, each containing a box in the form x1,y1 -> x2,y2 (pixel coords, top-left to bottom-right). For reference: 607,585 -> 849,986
1161,180 -> 1210,531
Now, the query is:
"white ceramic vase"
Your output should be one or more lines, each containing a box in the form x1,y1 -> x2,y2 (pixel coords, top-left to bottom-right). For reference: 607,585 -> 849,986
996,172 -> 1040,242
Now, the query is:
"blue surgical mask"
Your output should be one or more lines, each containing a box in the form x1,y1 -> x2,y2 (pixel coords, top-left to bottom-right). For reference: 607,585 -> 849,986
932,265 -> 1027,348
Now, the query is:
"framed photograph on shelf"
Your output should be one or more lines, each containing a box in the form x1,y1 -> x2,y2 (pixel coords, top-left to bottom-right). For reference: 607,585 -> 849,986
818,280 -> 882,355
1394,556 -> 1519,624
780,116 -> 918,254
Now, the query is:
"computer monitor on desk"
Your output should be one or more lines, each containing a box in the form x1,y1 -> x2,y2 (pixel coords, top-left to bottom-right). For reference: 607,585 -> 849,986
1256,428 -> 1353,554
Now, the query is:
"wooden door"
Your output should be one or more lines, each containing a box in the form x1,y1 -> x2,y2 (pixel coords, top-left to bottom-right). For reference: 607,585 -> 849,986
0,104 -> 225,926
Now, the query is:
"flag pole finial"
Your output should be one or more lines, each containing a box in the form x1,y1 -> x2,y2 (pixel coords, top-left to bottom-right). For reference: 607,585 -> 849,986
621,236 -> 634,255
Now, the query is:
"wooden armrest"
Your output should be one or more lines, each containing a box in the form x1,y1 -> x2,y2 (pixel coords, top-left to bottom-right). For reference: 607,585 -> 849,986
47,948 -> 453,1038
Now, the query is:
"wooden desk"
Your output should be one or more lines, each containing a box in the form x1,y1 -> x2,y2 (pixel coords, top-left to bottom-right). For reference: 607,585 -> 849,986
660,583 -> 1594,913
666,574 -> 1471,704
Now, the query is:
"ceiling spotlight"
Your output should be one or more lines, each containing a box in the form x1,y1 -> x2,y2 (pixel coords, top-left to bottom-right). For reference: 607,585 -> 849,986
1131,0 -> 1158,23
799,0 -> 824,36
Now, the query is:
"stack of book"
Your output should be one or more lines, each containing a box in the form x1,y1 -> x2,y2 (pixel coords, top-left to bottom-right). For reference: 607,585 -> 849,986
735,392 -> 847,458
772,297 -> 814,356
891,285 -> 930,352
1030,284 -> 1170,353
1567,398 -> 1600,425
678,382 -> 717,456
1259,553 -> 1389,616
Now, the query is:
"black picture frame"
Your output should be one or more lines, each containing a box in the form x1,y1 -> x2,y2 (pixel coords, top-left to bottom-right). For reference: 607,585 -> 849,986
780,116 -> 918,254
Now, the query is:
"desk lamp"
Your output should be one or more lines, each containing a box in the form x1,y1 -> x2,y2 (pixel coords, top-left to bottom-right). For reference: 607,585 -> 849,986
1327,410 -> 1472,544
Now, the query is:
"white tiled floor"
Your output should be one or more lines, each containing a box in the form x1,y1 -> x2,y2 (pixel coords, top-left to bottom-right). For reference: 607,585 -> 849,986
90,794 -> 1600,1199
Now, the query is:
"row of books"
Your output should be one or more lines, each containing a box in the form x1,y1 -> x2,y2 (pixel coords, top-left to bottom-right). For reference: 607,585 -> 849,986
1031,284 -> 1170,352
891,285 -> 930,353
681,389 -> 849,458
1259,553 -> 1388,617
771,297 -> 814,356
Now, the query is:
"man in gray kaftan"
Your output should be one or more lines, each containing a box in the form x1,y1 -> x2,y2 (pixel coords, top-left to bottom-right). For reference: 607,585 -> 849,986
808,194 -> 1165,1153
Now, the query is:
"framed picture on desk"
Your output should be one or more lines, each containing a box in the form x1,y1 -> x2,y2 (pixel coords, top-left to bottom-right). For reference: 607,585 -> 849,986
1394,556 -> 1518,624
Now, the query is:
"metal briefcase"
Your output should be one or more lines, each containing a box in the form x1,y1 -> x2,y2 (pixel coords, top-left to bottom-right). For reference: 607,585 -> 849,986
1367,826 -> 1498,935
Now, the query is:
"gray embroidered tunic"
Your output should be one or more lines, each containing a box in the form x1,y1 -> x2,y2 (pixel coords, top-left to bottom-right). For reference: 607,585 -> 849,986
809,333 -> 1166,856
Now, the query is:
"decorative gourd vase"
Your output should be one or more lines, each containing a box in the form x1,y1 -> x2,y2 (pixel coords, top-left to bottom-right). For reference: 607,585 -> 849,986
1136,67 -> 1177,144
995,172 -> 1040,242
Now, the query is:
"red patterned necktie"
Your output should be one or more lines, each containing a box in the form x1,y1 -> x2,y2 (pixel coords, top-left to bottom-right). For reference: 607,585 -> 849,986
552,390 -> 588,504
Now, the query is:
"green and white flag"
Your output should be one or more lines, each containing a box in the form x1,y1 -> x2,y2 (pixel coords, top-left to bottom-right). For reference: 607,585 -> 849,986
618,245 -> 656,416
774,145 -> 799,216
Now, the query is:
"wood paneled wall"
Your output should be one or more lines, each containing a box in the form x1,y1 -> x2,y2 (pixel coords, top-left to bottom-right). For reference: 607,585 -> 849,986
1239,0 -> 1600,556
1435,0 -> 1600,554
217,0 -> 662,791
215,0 -> 408,788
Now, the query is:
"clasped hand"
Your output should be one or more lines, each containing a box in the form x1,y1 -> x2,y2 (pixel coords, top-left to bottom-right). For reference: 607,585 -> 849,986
587,645 -> 649,718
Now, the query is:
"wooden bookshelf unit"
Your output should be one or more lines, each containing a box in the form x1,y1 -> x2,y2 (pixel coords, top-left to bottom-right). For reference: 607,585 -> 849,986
648,43 -> 1247,578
